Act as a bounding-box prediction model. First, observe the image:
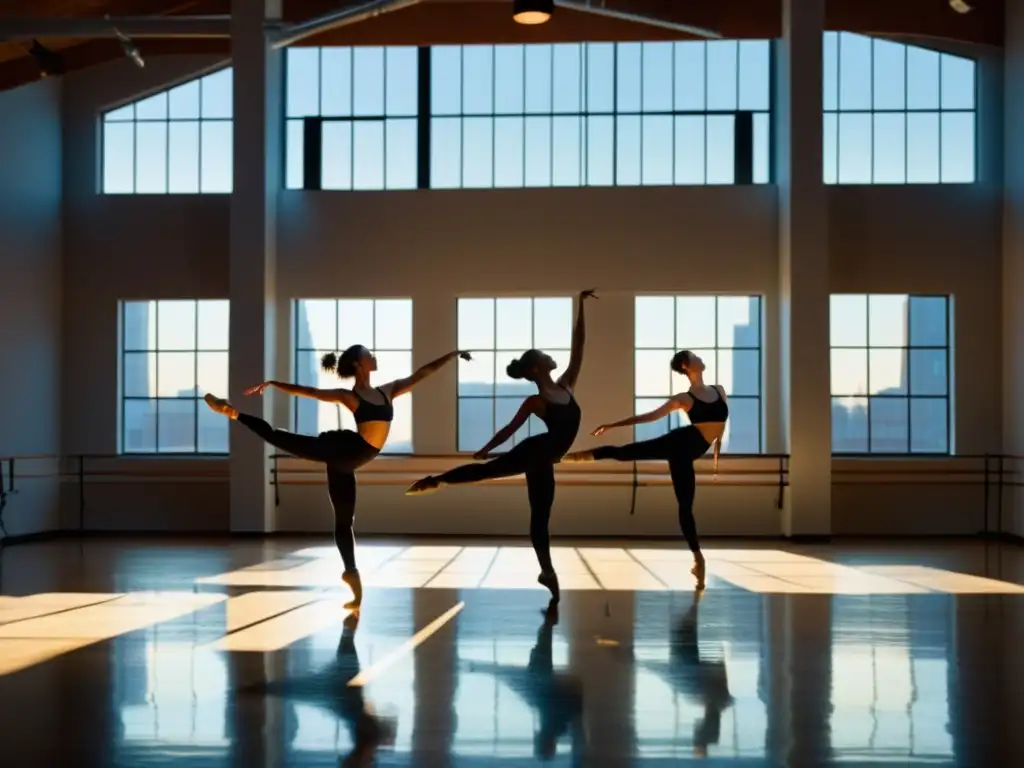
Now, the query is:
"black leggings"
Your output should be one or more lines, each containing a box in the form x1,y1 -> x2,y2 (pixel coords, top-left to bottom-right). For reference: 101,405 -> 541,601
436,434 -> 567,573
591,426 -> 710,554
237,413 -> 379,572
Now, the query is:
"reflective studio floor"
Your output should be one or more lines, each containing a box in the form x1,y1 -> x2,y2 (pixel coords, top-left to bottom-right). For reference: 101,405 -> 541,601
0,538 -> 1022,767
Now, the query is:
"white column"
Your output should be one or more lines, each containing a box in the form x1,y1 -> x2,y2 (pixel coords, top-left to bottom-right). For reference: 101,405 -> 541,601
775,0 -> 832,536
1005,0 -> 1024,538
228,0 -> 283,532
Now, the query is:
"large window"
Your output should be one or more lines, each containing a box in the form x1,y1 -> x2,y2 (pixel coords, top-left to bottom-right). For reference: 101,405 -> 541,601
431,41 -> 770,188
634,296 -> 762,454
823,33 -> 975,184
456,297 -> 573,453
285,47 -> 419,190
120,300 -> 230,454
102,69 -> 234,194
830,294 -> 951,454
293,299 -> 413,453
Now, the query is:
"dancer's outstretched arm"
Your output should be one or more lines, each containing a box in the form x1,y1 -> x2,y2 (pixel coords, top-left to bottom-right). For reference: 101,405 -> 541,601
387,350 -> 471,397
245,380 -> 355,407
557,289 -> 598,390
474,396 -> 543,459
591,395 -> 690,437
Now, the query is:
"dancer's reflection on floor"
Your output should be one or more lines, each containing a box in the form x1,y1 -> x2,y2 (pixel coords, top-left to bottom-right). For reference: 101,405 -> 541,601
242,613 -> 397,767
465,602 -> 585,762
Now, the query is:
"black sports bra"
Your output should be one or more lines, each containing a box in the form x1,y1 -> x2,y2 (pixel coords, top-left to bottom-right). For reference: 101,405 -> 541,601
353,388 -> 394,424
687,387 -> 729,424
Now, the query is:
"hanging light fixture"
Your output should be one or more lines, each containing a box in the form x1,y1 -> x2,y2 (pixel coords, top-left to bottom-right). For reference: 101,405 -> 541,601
513,0 -> 553,25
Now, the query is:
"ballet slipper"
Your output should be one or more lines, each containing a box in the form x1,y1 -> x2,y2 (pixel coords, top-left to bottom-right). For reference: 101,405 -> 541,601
691,558 -> 706,591
203,393 -> 238,419
342,569 -> 363,611
405,476 -> 441,495
538,571 -> 561,603
561,450 -> 595,463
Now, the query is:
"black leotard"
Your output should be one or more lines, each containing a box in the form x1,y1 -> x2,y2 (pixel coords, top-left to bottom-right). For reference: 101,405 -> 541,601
538,386 -> 582,455
352,388 -> 394,424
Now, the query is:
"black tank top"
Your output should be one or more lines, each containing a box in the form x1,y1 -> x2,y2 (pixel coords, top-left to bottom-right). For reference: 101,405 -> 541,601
353,388 -> 394,424
687,387 -> 729,424
539,386 -> 581,452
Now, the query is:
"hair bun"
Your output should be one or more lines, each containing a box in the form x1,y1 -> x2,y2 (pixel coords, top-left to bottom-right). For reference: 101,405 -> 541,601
506,358 -> 524,380
321,352 -> 338,373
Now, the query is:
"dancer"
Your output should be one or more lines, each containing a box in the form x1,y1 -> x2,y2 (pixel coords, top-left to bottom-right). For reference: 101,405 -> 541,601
203,345 -> 470,609
406,289 -> 598,603
563,350 -> 727,589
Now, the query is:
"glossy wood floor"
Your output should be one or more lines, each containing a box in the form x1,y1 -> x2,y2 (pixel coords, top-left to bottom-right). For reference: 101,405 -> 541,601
0,537 -> 1022,767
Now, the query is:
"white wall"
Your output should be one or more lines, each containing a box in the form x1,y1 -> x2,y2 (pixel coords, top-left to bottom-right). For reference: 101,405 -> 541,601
0,78 -> 63,540
56,55 -> 1008,539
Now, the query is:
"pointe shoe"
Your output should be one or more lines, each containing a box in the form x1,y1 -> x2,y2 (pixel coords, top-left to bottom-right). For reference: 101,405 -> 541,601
405,476 -> 441,496
538,571 -> 561,603
561,450 -> 595,463
342,570 -> 363,611
203,393 -> 238,419
691,558 -> 706,591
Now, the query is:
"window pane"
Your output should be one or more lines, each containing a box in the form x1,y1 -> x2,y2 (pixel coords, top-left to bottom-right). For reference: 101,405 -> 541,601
753,112 -> 770,184
375,350 -> 411,385
431,46 -> 462,114
552,44 -> 582,113
586,116 -> 614,186
496,298 -> 533,350
674,42 -> 706,111
353,120 -> 385,190
676,296 -> 716,347
823,113 -> 838,185
941,54 -> 974,110
322,121 -> 353,190
616,43 -> 641,112
872,113 -> 906,184
134,91 -> 167,121
722,397 -> 759,453
869,397 -> 908,453
587,43 -> 615,113
287,48 -> 320,117
616,115 -> 641,186
718,296 -> 760,348
353,47 -> 385,116
738,40 -> 769,111
832,396 -> 867,452
385,118 -> 417,190
830,295 -> 868,346
675,115 -> 706,184
839,33 -> 872,110
337,299 -> 374,351
838,113 -> 871,184
459,351 -> 495,395
872,39 -> 906,110
169,81 -> 200,119
641,115 -> 673,186
123,353 -> 156,398
135,122 -> 168,194
525,45 -> 553,113
831,349 -> 868,396
907,46 -> 940,110
941,112 -> 975,183
533,298 -> 572,349
463,46 -> 495,115
124,301 -> 157,350
320,47 -> 352,117
823,33 -> 839,112
430,118 -> 460,189
157,352 -> 196,397
494,117 -> 525,188
297,299 -> 338,351
909,296 -> 948,346
200,69 -> 232,119
524,117 -> 552,187
169,121 -> 200,193
458,397 -> 494,452
197,300 -> 229,350
907,112 -> 940,183
157,301 -> 196,350
123,400 -> 157,453
462,117 -> 494,188
197,351 -> 228,396
910,398 -> 948,453
705,115 -> 734,184
106,103 -> 134,122
552,116 -> 581,187
868,349 -> 907,395
719,349 -> 760,396
641,42 -> 673,112
158,398 -> 196,453
198,406 -> 229,453
375,299 -> 412,349
635,350 -> 670,397
104,123 -> 135,193
705,41 -> 738,111
285,119 -> 304,190
495,45 -> 525,114
909,349 -> 947,396
868,295 -> 909,347
635,296 -> 675,348
386,47 -> 418,116
200,121 -> 232,193
458,299 -> 495,350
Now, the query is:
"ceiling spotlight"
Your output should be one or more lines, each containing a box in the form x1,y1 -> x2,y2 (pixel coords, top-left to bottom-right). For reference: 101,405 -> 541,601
513,0 -> 553,25
107,15 -> 145,68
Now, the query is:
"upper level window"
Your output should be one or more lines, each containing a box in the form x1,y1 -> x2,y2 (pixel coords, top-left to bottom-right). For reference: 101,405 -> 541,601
830,294 -> 951,454
102,69 -> 233,194
285,47 -> 419,191
823,33 -> 975,184
120,300 -> 229,454
293,298 -> 413,453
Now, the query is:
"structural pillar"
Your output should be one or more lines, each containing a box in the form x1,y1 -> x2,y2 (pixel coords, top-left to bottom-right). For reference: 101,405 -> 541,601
775,0 -> 832,537
1004,0 -> 1024,539
229,0 -> 283,532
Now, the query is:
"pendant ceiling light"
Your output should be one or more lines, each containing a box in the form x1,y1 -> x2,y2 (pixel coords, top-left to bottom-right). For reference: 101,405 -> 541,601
513,0 -> 553,25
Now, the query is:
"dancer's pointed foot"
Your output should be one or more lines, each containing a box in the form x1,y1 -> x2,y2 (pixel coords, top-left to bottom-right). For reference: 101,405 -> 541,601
542,599 -> 560,624
691,556 -> 706,591
561,450 -> 595,463
342,569 -> 363,611
538,570 -> 561,603
203,393 -> 238,420
405,476 -> 441,495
